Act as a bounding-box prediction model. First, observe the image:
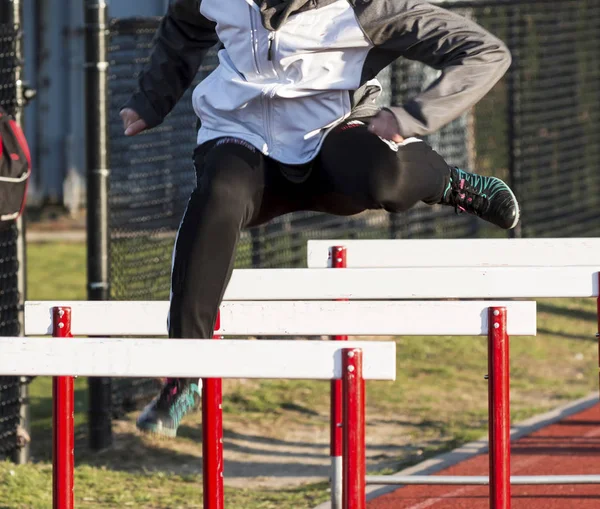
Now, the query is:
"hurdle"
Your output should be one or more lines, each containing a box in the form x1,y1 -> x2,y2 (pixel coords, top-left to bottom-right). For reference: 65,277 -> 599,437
7,307 -> 395,509
19,269 -> 537,509
307,239 -> 600,508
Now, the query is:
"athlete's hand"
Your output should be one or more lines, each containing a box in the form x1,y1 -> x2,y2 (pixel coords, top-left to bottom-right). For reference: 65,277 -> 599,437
120,108 -> 148,136
368,110 -> 404,143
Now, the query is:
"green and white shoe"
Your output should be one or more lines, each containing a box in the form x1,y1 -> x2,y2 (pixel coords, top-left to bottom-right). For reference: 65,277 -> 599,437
442,167 -> 520,230
136,378 -> 201,437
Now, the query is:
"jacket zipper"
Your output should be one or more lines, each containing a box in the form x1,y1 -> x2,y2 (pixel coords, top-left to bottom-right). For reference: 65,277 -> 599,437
249,10 -> 279,154
249,6 -> 261,74
267,32 -> 274,61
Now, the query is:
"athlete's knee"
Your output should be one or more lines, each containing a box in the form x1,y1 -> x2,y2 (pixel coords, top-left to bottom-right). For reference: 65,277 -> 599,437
368,176 -> 413,212
366,151 -> 413,212
369,140 -> 448,212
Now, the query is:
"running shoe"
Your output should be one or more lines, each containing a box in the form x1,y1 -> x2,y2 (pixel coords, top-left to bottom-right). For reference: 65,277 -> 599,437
441,167 -> 520,230
136,378 -> 201,437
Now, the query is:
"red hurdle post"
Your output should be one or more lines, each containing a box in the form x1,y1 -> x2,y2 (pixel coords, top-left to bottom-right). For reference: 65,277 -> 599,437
342,348 -> 366,509
52,307 -> 74,509
488,307 -> 511,509
330,246 -> 348,509
203,311 -> 224,509
596,273 -> 600,397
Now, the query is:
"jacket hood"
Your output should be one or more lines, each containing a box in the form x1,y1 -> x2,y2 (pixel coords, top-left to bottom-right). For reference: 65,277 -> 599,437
255,0 -> 338,31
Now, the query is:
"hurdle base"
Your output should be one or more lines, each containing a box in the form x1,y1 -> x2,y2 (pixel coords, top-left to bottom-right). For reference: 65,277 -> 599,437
331,456 -> 342,509
366,475 -> 600,485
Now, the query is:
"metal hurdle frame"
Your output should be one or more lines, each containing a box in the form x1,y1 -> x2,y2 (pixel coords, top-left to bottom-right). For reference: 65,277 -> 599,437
307,240 -> 600,509
19,270 -> 538,509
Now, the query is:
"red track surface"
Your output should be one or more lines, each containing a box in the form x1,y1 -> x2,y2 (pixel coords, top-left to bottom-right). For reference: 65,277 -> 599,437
368,403 -> 600,509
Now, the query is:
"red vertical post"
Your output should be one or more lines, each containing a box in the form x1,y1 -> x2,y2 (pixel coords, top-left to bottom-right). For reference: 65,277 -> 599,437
488,307 -> 511,509
330,246 -> 347,509
596,273 -> 600,397
52,307 -> 74,509
203,311 -> 224,509
342,348 -> 365,509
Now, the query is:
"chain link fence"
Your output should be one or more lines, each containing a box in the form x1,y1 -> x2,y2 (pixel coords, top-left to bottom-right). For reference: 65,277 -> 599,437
505,0 -> 600,237
103,0 -> 600,419
0,9 -> 27,462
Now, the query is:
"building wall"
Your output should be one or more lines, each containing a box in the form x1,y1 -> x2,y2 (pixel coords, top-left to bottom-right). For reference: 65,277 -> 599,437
23,0 -> 169,210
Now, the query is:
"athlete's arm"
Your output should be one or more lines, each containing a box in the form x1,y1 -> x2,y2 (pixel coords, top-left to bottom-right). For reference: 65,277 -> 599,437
121,0 -> 218,134
359,0 -> 511,138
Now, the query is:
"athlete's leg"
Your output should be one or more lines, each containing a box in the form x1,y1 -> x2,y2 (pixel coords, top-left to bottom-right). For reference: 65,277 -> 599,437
137,138 -> 301,436
310,119 -> 519,229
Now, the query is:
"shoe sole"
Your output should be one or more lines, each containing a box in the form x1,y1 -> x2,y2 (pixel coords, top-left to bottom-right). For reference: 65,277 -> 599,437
136,422 -> 178,438
496,177 -> 521,230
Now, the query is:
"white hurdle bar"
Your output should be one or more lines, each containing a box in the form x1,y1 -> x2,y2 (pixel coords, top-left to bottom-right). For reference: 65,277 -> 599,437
0,336 -> 397,379
307,238 -> 600,268
309,242 -> 600,509
25,300 -> 537,337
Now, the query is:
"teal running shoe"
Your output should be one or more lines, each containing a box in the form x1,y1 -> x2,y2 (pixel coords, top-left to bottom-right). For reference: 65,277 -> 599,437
136,378 -> 201,437
442,167 -> 520,230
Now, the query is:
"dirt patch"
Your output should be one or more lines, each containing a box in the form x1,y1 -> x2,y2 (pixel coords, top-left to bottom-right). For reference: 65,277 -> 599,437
75,407 -> 432,489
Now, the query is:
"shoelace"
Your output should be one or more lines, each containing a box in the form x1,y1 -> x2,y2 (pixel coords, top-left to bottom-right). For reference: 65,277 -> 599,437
155,378 -> 180,411
452,178 -> 487,216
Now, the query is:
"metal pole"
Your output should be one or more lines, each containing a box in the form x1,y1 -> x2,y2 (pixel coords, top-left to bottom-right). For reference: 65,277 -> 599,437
203,312 -> 224,509
330,246 -> 347,509
9,0 -> 30,466
342,348 -> 365,509
52,307 -> 74,509
488,307 -> 511,509
84,0 -> 112,451
366,475 -> 600,486
596,273 -> 599,397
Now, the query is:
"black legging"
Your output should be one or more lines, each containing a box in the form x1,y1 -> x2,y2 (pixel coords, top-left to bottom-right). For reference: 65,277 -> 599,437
168,119 -> 450,339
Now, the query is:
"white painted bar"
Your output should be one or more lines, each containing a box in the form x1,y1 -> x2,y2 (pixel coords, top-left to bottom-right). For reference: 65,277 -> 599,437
307,239 -> 600,268
365,475 -> 600,485
24,301 -> 537,336
0,338 -> 395,380
223,267 -> 598,300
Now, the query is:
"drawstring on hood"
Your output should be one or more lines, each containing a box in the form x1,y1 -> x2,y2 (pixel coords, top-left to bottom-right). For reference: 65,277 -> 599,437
255,0 -> 338,31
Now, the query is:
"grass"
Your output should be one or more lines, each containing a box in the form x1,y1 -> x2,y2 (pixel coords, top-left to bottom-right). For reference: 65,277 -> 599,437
0,462 -> 329,509
11,240 -> 599,508
26,242 -> 87,300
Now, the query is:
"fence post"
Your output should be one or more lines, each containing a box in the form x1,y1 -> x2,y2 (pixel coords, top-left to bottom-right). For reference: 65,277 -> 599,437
488,307 -> 511,509
10,0 -> 31,466
85,0 -> 112,451
342,348 -> 365,509
203,311 -> 224,509
506,5 -> 522,239
330,246 -> 347,509
53,307 -> 74,509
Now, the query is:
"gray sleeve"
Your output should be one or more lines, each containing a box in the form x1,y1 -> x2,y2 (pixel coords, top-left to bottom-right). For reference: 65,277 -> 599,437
356,0 -> 511,138
123,0 -> 218,129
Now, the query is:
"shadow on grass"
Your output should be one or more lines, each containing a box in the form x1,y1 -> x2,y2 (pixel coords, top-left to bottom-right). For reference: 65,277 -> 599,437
537,302 -> 598,324
71,428 -> 334,479
538,328 -> 594,341
26,414 -> 431,480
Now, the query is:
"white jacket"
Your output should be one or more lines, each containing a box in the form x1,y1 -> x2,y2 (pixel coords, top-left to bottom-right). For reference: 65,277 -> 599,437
126,0 -> 511,164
